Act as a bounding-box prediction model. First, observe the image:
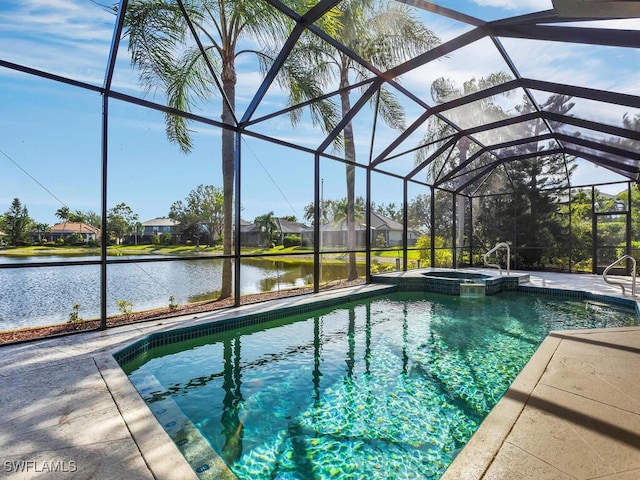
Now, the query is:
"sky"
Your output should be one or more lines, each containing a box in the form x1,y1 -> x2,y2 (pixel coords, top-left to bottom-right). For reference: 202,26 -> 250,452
0,0 -> 638,226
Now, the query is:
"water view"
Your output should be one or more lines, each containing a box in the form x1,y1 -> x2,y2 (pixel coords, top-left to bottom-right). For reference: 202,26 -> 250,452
0,256 -> 353,331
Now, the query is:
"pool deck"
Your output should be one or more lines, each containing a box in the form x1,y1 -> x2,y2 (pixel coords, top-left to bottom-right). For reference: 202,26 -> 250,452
1,270 -> 639,479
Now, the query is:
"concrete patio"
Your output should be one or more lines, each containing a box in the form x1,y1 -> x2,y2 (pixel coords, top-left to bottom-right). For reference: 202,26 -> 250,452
1,271 -> 639,479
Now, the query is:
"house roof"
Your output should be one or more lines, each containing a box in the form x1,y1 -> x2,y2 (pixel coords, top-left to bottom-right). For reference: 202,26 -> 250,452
276,218 -> 310,234
370,211 -> 404,231
241,218 -> 309,233
141,217 -> 179,227
320,211 -> 408,231
50,222 -> 100,234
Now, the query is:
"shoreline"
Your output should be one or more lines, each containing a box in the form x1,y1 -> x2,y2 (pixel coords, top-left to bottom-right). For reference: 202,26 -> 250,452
0,278 -> 367,345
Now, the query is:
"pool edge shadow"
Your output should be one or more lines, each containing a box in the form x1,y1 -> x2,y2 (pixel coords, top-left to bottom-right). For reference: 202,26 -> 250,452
439,334 -> 563,480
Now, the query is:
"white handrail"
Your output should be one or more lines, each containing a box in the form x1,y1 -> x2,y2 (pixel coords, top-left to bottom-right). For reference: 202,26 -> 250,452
483,242 -> 510,276
603,254 -> 636,296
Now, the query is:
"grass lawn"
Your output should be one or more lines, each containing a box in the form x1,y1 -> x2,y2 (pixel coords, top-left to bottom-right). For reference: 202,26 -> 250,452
0,244 -> 422,262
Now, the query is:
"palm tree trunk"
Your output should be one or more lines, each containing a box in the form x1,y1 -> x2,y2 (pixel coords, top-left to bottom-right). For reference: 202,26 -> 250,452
220,57 -> 236,299
339,60 -> 358,281
456,138 -> 469,263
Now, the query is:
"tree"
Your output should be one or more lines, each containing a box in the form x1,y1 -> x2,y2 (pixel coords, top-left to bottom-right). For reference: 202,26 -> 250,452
505,94 -> 577,267
418,73 -> 514,256
125,0 -> 339,299
66,210 -> 88,240
472,94 -> 578,268
303,199 -> 334,227
77,210 -> 101,229
169,184 -> 224,247
55,206 -> 70,239
107,203 -> 139,245
408,194 -> 431,233
373,202 -> 402,222
620,113 -> 640,150
68,211 -> 86,224
330,197 -> 365,227
254,211 -> 278,247
301,0 -> 440,279
4,198 -> 32,246
32,223 -> 50,243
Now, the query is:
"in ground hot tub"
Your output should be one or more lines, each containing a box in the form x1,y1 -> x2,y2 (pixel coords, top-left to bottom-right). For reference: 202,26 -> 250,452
372,268 -> 529,296
422,271 -> 491,281
422,270 -> 492,296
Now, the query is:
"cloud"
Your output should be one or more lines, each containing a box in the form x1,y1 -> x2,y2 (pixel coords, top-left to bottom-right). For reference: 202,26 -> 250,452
0,0 -> 115,42
0,0 -> 119,84
472,0 -> 553,10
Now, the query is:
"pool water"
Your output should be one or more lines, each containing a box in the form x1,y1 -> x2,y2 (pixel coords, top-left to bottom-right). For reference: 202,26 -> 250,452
125,292 -> 637,479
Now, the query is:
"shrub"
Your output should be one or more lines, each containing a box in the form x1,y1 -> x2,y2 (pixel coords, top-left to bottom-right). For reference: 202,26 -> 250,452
370,260 -> 395,274
375,233 -> 387,248
68,303 -> 82,324
117,299 -> 134,321
283,234 -> 301,248
65,233 -> 85,245
169,295 -> 179,312
160,232 -> 172,245
415,236 -> 453,268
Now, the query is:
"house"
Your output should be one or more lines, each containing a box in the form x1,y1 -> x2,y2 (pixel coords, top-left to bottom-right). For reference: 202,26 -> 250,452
47,222 -> 100,243
141,217 -> 180,243
318,211 -> 420,248
240,218 -> 310,247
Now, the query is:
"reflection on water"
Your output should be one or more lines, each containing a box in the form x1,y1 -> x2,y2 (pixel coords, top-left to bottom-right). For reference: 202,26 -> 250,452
0,256 -> 356,330
126,293 -> 637,479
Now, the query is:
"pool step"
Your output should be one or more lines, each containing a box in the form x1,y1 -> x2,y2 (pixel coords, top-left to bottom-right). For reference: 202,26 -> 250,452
132,372 -> 236,480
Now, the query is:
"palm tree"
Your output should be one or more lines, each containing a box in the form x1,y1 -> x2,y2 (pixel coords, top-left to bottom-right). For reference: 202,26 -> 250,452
55,206 -> 70,241
418,72 -> 514,185
125,0 -> 338,299
417,73 -> 513,261
254,211 -> 278,247
69,211 -> 87,238
300,0 -> 440,279
32,223 -> 50,243
330,197 -> 366,223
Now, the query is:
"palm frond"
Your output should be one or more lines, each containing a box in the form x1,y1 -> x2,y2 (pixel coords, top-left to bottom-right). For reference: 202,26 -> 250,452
125,0 -> 190,94
165,44 -> 221,152
374,86 -> 406,131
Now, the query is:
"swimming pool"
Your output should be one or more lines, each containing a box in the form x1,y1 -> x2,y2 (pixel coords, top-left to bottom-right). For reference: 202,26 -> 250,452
120,291 -> 637,479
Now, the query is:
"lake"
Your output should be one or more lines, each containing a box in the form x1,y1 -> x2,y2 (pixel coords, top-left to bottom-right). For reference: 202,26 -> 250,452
0,255 -> 355,331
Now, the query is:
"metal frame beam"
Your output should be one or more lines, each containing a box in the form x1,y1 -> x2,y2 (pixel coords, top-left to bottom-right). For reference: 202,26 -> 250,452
488,24 -> 640,49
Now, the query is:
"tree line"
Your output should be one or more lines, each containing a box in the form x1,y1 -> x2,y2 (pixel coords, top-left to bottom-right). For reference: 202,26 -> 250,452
0,199 -> 139,247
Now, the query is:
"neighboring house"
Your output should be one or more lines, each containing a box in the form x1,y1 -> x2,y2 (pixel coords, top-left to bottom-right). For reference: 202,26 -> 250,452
47,222 -> 100,242
240,218 -> 310,247
318,211 -> 420,248
141,217 -> 180,243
